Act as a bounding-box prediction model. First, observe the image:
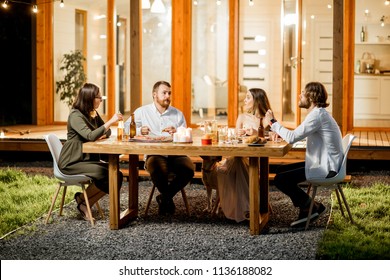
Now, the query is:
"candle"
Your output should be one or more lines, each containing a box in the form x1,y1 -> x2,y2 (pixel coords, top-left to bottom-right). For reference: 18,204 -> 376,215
174,127 -> 192,142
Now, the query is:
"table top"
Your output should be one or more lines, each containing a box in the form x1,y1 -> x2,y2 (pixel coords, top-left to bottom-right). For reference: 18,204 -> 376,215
83,137 -> 292,158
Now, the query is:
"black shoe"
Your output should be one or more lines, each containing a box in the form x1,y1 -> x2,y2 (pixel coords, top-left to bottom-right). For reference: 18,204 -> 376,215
156,194 -> 175,215
291,202 -> 326,228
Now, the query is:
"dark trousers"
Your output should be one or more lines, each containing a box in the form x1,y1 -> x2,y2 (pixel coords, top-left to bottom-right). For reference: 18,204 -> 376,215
273,162 -> 310,208
145,155 -> 195,199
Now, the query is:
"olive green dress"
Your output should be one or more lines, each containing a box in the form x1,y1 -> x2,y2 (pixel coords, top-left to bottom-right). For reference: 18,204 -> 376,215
58,109 -> 113,193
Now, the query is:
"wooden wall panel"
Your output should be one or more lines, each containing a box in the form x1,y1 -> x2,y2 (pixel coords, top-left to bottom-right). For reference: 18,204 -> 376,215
171,0 -> 192,126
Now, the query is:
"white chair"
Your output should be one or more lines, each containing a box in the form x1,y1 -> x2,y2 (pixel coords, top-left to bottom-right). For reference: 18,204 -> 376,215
305,134 -> 356,230
44,134 -> 103,226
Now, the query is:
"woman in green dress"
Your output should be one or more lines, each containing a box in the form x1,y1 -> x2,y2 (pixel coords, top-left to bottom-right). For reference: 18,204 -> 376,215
58,83 -> 123,221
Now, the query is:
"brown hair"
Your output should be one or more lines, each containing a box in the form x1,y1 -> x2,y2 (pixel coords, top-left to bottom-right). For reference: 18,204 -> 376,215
249,88 -> 272,117
72,83 -> 100,118
152,81 -> 171,93
304,82 -> 329,108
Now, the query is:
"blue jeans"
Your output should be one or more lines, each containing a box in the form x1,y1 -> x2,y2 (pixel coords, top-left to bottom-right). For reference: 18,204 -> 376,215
145,155 -> 195,199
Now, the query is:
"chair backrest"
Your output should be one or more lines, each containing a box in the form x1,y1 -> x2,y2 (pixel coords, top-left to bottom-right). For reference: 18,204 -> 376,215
44,134 -> 90,184
308,133 -> 356,185
336,134 -> 356,180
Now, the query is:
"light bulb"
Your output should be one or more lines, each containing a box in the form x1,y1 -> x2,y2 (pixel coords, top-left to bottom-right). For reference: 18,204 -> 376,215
385,1 -> 390,6
60,0 -> 64,8
32,5 -> 38,13
249,0 -> 254,6
2,1 -> 8,9
216,0 -> 221,6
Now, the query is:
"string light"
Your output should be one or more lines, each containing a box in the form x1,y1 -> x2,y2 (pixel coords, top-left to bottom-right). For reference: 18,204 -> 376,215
385,1 -> 390,6
0,0 -> 65,13
249,0 -> 254,6
216,0 -> 221,6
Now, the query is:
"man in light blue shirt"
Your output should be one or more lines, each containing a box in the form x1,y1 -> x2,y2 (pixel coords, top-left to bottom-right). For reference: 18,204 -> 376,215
125,81 -> 194,215
265,81 -> 343,228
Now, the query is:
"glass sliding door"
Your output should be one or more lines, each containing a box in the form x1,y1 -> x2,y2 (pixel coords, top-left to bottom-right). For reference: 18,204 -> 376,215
191,0 -> 229,125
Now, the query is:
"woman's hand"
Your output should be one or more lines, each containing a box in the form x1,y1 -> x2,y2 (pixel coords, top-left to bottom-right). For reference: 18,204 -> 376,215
265,109 -> 274,125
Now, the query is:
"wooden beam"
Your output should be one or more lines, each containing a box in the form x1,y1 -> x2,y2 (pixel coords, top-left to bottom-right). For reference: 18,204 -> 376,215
227,0 -> 239,127
171,0 -> 192,125
36,1 -> 53,125
130,0 -> 142,113
107,0 -> 116,117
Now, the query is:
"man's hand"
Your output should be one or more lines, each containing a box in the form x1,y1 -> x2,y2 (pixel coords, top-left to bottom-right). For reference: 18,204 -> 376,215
162,126 -> 176,135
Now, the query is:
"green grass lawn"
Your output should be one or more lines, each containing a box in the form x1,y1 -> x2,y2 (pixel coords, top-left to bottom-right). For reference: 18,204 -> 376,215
1,168 -> 389,259
316,182 -> 390,259
0,168 -> 78,237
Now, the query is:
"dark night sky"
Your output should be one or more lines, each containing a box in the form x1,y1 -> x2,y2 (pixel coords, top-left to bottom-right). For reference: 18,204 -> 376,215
0,1 -> 34,125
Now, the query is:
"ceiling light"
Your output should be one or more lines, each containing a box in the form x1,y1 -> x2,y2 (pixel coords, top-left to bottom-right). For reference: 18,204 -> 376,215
151,0 -> 165,13
142,0 -> 150,9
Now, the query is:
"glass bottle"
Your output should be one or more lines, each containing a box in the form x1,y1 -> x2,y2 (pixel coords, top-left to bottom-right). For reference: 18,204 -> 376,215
130,113 -> 136,138
117,120 -> 124,141
258,117 -> 264,138
360,26 -> 365,42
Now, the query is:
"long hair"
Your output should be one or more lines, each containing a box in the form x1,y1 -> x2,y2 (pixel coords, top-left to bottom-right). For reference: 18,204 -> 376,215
305,82 -> 329,108
72,83 -> 100,118
249,88 -> 272,117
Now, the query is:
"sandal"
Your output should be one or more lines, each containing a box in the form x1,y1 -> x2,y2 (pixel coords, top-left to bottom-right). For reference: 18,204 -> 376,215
76,203 -> 95,222
74,192 -> 83,205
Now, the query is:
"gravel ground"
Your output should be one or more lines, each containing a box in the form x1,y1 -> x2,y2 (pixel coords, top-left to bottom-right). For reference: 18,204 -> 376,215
1,160 -> 389,260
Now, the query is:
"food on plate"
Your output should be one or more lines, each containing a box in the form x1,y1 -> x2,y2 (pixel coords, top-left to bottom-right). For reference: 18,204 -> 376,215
244,136 -> 267,144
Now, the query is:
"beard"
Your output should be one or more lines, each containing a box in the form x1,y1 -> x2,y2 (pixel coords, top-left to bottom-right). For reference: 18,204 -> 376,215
298,99 -> 311,109
156,98 -> 170,108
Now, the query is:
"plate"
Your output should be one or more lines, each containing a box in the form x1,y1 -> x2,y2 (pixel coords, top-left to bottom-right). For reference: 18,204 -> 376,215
128,136 -> 173,143
248,143 -> 265,147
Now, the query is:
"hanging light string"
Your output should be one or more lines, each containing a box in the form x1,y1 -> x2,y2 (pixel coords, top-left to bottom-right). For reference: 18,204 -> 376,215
1,0 -> 64,13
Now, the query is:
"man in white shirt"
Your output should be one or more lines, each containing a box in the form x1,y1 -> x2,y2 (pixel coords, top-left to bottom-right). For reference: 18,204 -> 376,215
265,81 -> 343,228
125,81 -> 194,215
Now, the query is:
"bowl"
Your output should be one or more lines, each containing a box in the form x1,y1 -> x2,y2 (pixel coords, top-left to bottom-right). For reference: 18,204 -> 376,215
201,138 -> 212,145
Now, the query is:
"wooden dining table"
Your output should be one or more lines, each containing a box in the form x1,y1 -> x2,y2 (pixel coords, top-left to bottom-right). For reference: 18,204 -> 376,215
83,137 -> 292,235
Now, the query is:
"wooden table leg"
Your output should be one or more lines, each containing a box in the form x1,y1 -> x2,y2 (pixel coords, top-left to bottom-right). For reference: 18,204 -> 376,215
249,157 -> 260,235
127,154 -> 139,216
259,157 -> 270,230
108,154 -> 120,229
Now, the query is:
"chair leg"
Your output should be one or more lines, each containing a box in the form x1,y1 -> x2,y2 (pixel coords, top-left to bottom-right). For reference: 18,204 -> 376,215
59,185 -> 67,216
305,185 -> 317,230
338,186 -> 354,224
144,185 -> 156,216
45,183 -> 62,224
181,188 -> 190,215
96,201 -> 105,219
334,189 -> 346,218
82,185 -> 95,226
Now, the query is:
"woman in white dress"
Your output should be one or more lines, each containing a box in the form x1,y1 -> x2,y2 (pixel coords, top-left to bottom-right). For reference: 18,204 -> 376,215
216,88 -> 271,222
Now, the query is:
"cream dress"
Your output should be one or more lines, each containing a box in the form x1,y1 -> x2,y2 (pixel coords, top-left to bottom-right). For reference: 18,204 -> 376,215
216,113 -> 261,222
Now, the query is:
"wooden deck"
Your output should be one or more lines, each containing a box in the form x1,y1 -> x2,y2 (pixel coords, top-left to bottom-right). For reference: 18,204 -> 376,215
1,125 -> 390,160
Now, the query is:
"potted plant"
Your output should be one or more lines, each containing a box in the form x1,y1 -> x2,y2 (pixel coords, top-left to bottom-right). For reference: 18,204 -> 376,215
56,50 -> 86,107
